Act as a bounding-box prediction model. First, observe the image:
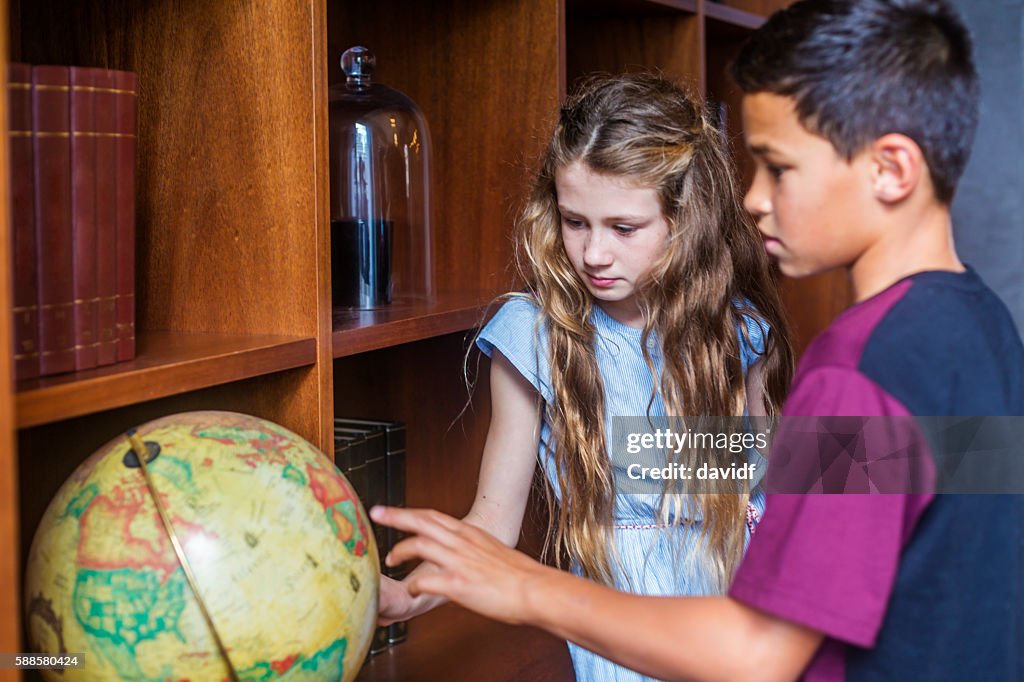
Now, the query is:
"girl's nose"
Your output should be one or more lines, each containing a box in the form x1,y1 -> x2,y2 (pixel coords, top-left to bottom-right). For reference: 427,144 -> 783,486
583,230 -> 614,268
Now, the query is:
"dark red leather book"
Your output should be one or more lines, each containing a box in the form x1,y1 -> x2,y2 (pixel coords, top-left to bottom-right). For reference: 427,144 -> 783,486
32,65 -> 75,376
113,69 -> 137,362
9,63 -> 38,379
93,68 -> 117,366
70,66 -> 98,370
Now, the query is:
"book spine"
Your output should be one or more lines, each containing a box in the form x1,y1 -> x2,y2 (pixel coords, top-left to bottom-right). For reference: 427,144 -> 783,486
113,70 -> 137,361
32,65 -> 75,376
9,63 -> 38,379
93,69 -> 117,366
363,431 -> 390,656
384,423 -> 408,645
70,67 -> 98,370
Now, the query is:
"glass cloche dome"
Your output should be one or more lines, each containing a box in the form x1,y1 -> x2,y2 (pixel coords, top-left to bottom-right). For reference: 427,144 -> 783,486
328,46 -> 433,308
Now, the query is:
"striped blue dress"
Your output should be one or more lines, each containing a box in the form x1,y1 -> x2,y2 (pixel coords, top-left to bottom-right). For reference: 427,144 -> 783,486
477,296 -> 767,682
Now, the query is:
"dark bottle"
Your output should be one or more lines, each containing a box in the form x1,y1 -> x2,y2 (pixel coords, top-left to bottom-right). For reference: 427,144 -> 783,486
328,46 -> 433,308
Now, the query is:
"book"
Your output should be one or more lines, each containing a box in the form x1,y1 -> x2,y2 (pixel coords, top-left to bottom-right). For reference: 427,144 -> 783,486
8,63 -> 38,379
70,66 -> 98,371
93,69 -> 118,366
335,422 -> 390,655
113,70 -> 137,362
334,417 -> 408,645
32,65 -> 75,376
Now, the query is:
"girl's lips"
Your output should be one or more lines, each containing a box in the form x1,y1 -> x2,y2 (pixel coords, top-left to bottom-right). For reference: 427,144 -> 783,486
587,275 -> 618,288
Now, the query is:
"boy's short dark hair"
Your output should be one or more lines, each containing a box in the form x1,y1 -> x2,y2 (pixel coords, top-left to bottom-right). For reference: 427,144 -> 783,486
731,0 -> 978,204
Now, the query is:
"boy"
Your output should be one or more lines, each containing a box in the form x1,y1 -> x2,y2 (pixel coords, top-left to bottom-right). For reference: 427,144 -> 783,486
371,1 -> 1024,680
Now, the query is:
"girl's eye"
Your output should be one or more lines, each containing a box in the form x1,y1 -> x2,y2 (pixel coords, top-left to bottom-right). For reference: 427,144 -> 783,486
766,164 -> 787,180
563,217 -> 586,229
614,225 -> 637,236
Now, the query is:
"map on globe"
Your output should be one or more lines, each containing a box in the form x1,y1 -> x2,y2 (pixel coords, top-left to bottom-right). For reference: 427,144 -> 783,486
25,411 -> 379,682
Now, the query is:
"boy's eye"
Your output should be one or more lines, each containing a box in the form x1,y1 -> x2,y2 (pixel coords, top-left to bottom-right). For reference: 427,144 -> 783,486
766,164 -> 787,179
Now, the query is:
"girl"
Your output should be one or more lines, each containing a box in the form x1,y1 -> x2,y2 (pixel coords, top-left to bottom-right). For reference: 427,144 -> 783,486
378,72 -> 792,680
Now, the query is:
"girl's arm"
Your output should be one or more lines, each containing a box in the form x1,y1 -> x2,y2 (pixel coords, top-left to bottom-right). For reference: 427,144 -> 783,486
746,357 -> 768,417
378,349 -> 542,624
372,506 -> 823,682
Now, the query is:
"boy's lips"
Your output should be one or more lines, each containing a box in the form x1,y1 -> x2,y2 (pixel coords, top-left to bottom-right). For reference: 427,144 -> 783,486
762,235 -> 783,254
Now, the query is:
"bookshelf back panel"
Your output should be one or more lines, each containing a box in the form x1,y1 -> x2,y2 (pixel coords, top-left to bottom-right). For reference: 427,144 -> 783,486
327,0 -> 561,295
11,0 -> 333,450
333,333 -> 488,517
565,12 -> 704,96
12,0 -> 330,339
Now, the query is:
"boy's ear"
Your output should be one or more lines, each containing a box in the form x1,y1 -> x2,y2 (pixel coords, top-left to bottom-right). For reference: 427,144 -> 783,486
869,134 -> 926,204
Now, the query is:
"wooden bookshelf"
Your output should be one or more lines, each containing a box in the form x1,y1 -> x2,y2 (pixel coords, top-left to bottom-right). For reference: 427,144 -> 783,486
333,291 -> 498,358
705,1 -> 766,31
0,0 -> 846,679
16,332 -> 316,428
356,604 -> 573,682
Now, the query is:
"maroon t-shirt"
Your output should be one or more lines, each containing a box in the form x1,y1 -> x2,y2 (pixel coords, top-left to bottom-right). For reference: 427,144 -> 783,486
730,270 -> 1024,681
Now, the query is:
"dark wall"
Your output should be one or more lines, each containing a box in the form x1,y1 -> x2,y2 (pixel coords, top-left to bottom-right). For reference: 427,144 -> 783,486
951,0 -> 1024,332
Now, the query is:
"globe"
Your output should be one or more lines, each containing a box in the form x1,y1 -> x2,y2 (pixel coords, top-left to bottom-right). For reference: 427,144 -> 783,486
24,410 -> 379,681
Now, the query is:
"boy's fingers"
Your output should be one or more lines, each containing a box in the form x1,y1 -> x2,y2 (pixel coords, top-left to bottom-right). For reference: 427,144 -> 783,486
386,534 -> 458,569
371,505 -> 462,536
406,572 -> 456,600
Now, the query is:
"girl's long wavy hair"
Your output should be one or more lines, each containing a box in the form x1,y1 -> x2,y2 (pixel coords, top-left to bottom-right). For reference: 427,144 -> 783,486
518,72 -> 793,590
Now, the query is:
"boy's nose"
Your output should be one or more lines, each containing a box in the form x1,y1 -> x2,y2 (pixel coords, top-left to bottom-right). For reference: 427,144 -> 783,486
744,177 -> 772,219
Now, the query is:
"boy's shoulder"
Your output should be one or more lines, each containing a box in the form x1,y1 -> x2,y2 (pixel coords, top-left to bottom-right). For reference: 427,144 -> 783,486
799,268 -> 1024,415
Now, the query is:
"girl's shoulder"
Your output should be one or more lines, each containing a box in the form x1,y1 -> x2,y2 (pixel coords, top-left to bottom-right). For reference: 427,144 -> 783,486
732,299 -> 770,367
476,293 -> 553,400
482,294 -> 545,336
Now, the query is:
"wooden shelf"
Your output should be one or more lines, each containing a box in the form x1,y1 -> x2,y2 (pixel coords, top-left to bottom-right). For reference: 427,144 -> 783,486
15,332 -> 316,428
705,2 -> 765,32
356,603 -> 574,682
333,291 -> 500,358
566,0 -> 696,17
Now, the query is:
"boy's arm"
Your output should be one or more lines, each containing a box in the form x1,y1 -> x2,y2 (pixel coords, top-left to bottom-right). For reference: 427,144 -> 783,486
371,505 -> 823,682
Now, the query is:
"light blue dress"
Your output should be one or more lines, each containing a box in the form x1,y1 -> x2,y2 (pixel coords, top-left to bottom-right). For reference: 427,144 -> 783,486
477,296 -> 767,682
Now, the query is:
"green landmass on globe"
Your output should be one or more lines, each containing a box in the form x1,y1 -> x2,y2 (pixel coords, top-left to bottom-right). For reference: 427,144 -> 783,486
24,411 -> 379,682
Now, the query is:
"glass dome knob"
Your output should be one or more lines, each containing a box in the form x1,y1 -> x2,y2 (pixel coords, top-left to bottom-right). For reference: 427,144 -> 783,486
341,46 -> 375,87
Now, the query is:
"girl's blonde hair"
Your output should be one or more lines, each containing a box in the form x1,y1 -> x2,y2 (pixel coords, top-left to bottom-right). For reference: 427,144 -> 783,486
517,72 -> 793,589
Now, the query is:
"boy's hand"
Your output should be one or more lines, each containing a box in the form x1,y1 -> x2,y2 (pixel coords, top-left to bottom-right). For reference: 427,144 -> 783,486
370,505 -> 554,626
377,574 -> 415,626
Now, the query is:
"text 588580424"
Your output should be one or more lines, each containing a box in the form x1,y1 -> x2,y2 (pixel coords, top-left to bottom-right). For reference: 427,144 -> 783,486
0,653 -> 85,669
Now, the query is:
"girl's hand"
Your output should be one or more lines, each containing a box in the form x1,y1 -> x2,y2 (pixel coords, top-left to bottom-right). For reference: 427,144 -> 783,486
370,505 -> 554,626
377,573 -> 417,626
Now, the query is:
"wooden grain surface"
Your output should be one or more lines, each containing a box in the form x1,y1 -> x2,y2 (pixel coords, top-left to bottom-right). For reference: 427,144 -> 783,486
0,0 -> 24,672
566,10 -> 705,96
12,0 -> 332,447
16,332 -> 316,429
327,0 -> 560,295
705,1 -> 766,30
332,290 -> 500,358
355,604 -> 574,682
